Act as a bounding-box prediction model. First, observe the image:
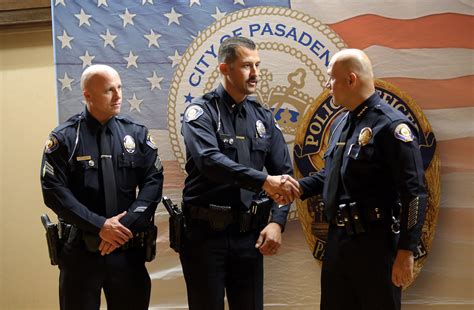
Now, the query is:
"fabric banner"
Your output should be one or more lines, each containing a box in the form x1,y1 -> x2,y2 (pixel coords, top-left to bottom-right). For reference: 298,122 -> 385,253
51,0 -> 473,308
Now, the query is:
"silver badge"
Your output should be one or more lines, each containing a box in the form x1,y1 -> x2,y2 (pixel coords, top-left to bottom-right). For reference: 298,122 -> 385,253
256,120 -> 266,138
123,135 -> 136,153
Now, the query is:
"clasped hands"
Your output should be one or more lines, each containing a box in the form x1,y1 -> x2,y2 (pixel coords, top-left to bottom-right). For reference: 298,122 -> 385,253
263,174 -> 300,205
98,211 -> 133,256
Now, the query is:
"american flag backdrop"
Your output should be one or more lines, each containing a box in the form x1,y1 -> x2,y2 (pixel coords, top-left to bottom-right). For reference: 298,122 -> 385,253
51,0 -> 473,308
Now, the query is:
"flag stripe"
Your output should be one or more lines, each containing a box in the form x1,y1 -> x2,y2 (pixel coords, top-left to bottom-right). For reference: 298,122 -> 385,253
438,137 -> 474,173
329,13 -> 474,50
382,76 -> 474,110
364,46 -> 474,79
291,0 -> 474,24
423,107 -> 474,141
440,173 -> 474,208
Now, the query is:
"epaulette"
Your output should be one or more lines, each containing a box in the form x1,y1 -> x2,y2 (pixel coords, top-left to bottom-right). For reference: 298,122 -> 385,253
116,114 -> 146,128
247,95 -> 263,106
202,90 -> 218,101
53,113 -> 83,134
373,101 -> 406,123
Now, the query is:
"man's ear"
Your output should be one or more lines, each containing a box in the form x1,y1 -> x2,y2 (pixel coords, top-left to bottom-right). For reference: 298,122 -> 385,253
83,90 -> 91,103
218,63 -> 228,75
347,72 -> 357,88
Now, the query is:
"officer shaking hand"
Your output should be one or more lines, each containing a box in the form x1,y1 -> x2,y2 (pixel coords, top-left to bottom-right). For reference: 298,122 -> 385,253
180,36 -> 297,310
278,49 -> 427,310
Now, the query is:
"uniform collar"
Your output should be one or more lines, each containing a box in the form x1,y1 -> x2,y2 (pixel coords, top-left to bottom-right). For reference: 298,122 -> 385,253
216,84 -> 247,115
84,108 -> 117,135
351,92 -> 379,120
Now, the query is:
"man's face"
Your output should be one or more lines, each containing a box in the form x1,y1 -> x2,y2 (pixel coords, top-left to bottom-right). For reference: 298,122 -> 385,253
84,70 -> 122,123
326,60 -> 349,108
225,46 -> 260,101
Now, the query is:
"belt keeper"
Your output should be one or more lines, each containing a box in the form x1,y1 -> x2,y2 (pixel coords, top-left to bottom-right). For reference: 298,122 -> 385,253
339,204 -> 354,236
349,202 -> 365,234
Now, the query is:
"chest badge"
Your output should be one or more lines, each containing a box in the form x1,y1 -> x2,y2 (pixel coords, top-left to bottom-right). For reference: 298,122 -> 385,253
123,135 -> 136,153
358,127 -> 372,146
256,120 -> 266,138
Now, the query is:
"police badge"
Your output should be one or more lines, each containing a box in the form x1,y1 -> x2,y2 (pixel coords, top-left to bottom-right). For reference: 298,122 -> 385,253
358,127 -> 372,146
123,135 -> 136,153
256,120 -> 266,138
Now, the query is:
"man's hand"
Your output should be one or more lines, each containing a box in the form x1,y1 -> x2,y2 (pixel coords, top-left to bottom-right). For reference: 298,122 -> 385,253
266,175 -> 301,205
263,175 -> 300,204
255,222 -> 282,256
392,249 -> 414,287
99,211 -> 133,255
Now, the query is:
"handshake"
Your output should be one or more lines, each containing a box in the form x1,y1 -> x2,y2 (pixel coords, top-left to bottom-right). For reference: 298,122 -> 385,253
262,174 -> 301,205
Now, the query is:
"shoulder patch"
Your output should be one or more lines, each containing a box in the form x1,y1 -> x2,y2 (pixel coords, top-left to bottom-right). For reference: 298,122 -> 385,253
44,134 -> 59,154
394,123 -> 414,142
274,118 -> 282,131
146,133 -> 157,150
184,105 -> 204,122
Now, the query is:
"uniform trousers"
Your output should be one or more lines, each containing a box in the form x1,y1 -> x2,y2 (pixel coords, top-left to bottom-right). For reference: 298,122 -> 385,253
58,240 -> 150,310
321,221 -> 401,310
180,220 -> 263,310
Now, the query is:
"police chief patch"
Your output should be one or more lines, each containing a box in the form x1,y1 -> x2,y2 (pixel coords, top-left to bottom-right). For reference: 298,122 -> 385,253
184,105 -> 203,122
394,123 -> 414,142
44,135 -> 59,154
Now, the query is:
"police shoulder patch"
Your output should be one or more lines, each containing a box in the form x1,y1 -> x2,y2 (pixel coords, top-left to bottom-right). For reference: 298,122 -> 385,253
184,105 -> 204,122
146,133 -> 157,150
394,123 -> 414,142
44,135 -> 59,154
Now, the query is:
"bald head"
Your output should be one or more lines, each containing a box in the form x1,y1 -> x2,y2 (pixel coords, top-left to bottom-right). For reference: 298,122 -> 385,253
326,49 -> 375,110
331,49 -> 374,84
81,64 -> 120,92
81,64 -> 122,124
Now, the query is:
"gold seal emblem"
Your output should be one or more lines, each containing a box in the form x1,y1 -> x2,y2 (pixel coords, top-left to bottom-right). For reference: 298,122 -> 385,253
44,135 -> 59,154
358,127 -> 372,146
394,123 -> 414,142
123,135 -> 136,153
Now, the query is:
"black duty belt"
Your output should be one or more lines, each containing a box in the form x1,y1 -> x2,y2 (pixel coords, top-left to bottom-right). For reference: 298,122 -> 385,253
330,201 -> 399,236
183,201 -> 272,233
60,222 -> 149,253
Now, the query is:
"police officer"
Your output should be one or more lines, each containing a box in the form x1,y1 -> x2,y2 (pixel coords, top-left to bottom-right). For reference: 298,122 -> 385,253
40,64 -> 163,310
180,36 -> 299,310
282,49 -> 427,310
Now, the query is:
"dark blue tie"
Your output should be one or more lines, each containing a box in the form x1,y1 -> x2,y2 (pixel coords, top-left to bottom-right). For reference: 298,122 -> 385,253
234,106 -> 254,209
325,113 -> 353,220
99,126 -> 118,217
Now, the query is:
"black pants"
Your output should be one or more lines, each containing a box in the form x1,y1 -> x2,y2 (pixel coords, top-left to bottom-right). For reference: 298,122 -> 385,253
180,220 -> 264,310
58,241 -> 151,310
321,221 -> 401,310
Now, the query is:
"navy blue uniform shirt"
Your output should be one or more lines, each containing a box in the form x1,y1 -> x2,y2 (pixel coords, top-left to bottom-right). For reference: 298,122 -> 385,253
299,92 -> 427,252
181,84 -> 293,227
41,108 -> 164,233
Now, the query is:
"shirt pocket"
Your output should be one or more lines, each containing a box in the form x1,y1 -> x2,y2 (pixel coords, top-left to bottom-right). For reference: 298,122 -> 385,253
118,154 -> 146,192
72,158 -> 99,191
251,137 -> 270,168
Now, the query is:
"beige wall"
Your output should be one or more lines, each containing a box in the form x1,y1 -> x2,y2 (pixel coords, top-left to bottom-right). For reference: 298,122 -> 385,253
0,25 -> 59,309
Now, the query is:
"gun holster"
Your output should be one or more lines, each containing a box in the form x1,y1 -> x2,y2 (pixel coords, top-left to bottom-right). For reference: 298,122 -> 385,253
40,214 -> 60,266
145,225 -> 158,262
169,213 -> 184,253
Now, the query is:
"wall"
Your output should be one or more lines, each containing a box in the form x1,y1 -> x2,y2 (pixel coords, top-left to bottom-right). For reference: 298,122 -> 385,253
0,25 -> 58,309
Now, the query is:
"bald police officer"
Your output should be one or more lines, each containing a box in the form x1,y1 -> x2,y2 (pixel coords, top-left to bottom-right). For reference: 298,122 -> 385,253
280,49 -> 427,310
41,64 -> 163,310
